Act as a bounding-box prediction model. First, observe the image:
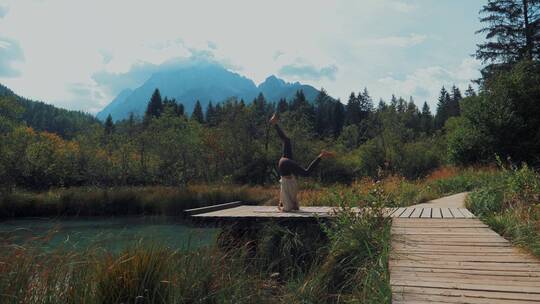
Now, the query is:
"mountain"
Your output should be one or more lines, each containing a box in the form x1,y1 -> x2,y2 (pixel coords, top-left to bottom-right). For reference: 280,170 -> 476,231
258,75 -> 319,102
0,84 -> 100,138
97,61 -> 320,121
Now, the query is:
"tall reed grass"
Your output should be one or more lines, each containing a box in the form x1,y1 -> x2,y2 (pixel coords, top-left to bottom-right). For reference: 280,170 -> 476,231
467,163 -> 540,256
0,185 -> 273,218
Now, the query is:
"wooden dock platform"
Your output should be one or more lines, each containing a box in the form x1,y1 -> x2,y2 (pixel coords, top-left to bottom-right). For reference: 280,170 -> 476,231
186,203 -> 474,222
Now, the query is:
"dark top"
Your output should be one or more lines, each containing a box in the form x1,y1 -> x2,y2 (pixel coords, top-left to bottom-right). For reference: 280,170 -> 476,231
274,124 -> 321,177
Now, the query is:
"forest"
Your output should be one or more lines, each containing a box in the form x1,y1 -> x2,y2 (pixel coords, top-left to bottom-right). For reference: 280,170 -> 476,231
1,61 -> 539,190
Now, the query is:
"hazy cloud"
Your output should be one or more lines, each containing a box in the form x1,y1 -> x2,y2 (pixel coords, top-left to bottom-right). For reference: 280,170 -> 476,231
358,33 -> 427,48
0,37 -> 24,77
92,51 -> 231,98
279,63 -> 338,81
92,61 -> 160,97
388,1 -> 416,13
0,5 -> 9,18
377,58 -> 481,108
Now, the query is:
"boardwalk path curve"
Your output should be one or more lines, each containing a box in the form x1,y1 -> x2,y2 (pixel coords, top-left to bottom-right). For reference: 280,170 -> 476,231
389,192 -> 540,303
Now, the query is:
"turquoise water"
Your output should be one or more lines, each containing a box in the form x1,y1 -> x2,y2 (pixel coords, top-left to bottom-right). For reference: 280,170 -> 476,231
0,216 -> 219,252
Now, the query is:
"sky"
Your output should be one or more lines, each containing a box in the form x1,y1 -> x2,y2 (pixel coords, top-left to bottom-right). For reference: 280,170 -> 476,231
0,0 -> 485,114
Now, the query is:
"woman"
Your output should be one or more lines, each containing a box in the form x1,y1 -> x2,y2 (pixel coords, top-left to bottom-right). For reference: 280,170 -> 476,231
269,113 -> 335,212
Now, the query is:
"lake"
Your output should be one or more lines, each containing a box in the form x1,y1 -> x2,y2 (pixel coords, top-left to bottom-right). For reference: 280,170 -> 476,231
0,216 -> 219,252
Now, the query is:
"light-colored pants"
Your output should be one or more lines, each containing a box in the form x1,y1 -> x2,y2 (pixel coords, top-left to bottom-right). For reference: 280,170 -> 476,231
280,177 -> 299,211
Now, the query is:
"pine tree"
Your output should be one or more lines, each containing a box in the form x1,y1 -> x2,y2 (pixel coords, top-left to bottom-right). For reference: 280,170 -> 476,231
358,88 -> 373,121
390,95 -> 399,110
206,102 -> 216,126
476,0 -> 540,79
465,84 -> 477,97
420,102 -> 434,134
314,89 -> 331,136
435,86 -> 452,129
277,98 -> 288,113
177,103 -> 185,116
332,100 -> 345,137
377,99 -> 387,111
449,85 -> 462,117
289,90 -> 309,111
104,114 -> 115,135
345,92 -> 361,125
191,100 -> 204,123
145,88 -> 163,118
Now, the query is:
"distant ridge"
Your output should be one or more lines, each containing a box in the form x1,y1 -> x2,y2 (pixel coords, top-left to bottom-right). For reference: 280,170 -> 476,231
97,61 -> 319,121
0,83 -> 99,138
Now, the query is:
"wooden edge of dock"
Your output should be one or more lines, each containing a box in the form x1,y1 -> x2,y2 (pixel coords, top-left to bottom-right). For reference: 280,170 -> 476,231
184,201 -> 244,216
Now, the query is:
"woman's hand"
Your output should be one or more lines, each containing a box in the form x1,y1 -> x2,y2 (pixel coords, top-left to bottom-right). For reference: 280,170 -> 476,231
269,113 -> 278,125
319,150 -> 336,159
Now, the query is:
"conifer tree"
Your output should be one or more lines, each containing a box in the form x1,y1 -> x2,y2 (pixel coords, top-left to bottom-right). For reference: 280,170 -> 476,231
145,88 -> 163,118
104,114 -> 115,135
465,84 -> 477,97
277,98 -> 288,113
332,100 -> 345,137
206,102 -> 216,126
476,0 -> 540,79
420,102 -> 434,134
435,86 -> 451,129
345,92 -> 361,125
191,100 -> 204,123
449,85 -> 462,117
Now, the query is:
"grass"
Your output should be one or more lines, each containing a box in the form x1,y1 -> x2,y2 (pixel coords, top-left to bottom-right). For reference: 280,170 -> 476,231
285,166 -> 498,209
0,185 -> 273,218
467,163 -> 540,256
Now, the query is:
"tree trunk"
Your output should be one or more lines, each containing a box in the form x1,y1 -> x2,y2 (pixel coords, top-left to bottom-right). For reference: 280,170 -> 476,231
523,0 -> 533,60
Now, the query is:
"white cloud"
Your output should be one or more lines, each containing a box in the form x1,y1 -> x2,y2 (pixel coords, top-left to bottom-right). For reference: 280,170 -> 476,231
389,1 -> 416,13
376,58 -> 481,109
357,34 -> 427,48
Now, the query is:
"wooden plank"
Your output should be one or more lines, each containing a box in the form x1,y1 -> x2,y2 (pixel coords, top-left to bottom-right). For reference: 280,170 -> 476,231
449,208 -> 465,218
460,208 -> 476,218
392,254 -> 540,263
390,260 -> 540,271
399,208 -> 415,218
391,266 -> 540,277
391,207 -> 406,218
440,208 -> 453,218
410,208 -> 423,218
392,292 -> 540,304
391,273 -> 540,286
420,208 -> 431,218
185,201 -> 243,215
431,208 -> 442,218
391,271 -> 540,283
391,279 -> 540,294
392,286 -> 540,301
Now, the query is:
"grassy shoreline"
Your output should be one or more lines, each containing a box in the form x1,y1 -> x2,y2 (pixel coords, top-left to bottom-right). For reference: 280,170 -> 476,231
0,206 -> 392,303
1,166 -> 499,219
0,185 -> 273,218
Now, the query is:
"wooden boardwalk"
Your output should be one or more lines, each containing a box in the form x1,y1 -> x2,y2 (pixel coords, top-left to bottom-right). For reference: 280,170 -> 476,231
390,196 -> 540,303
